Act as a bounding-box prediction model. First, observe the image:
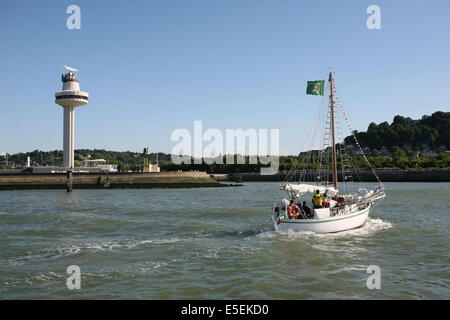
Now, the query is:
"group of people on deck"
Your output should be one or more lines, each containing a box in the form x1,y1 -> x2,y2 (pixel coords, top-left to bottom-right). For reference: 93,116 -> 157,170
312,190 -> 331,209
286,190 -> 332,220
287,200 -> 313,219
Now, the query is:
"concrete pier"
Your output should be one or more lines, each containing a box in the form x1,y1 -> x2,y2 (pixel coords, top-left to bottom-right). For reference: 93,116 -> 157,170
0,171 -> 231,190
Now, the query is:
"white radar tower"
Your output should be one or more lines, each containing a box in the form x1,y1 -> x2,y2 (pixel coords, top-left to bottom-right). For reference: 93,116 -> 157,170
55,66 -> 89,191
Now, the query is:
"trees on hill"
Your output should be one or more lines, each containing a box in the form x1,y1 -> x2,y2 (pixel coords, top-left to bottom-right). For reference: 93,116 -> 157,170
344,111 -> 449,152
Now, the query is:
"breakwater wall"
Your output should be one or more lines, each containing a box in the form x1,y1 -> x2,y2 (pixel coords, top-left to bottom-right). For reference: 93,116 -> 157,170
212,169 -> 450,182
0,171 -> 226,190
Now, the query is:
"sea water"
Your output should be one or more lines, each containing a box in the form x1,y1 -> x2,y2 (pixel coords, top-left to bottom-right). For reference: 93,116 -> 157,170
0,182 -> 448,299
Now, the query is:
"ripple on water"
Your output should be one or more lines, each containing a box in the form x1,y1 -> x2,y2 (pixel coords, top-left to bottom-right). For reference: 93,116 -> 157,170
0,237 -> 190,266
0,183 -> 449,299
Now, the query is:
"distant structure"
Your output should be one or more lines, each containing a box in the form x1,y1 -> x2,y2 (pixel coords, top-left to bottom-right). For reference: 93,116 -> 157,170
55,66 -> 89,191
83,159 -> 118,172
152,152 -> 160,172
149,162 -> 161,173
142,148 -> 160,173
143,148 -> 149,172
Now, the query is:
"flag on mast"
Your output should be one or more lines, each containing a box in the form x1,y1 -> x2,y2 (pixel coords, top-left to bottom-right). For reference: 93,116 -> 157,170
306,80 -> 325,96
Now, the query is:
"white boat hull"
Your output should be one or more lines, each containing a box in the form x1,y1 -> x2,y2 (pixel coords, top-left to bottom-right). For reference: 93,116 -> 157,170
274,204 -> 371,234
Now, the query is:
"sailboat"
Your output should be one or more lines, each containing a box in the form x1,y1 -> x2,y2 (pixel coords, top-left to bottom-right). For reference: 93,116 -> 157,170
271,73 -> 385,233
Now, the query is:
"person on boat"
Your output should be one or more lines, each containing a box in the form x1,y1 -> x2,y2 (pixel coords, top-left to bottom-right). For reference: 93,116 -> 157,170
312,190 -> 324,209
294,202 -> 307,219
322,191 -> 330,208
288,200 -> 300,219
302,201 -> 313,218
296,201 -> 306,217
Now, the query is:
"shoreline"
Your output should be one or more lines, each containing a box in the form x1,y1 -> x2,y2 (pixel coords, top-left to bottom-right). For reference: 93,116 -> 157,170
212,168 -> 450,182
0,182 -> 240,190
1,168 -> 449,190
0,171 -> 242,191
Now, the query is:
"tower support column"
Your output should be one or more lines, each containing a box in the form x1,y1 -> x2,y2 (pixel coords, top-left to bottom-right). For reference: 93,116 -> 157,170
63,106 -> 75,169
63,106 -> 74,192
67,170 -> 73,192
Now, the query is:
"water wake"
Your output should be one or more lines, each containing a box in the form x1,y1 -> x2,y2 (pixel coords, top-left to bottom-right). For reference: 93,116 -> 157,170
258,217 -> 392,240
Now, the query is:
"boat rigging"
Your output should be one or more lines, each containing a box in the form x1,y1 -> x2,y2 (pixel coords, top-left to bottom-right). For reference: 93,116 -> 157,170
271,72 -> 385,233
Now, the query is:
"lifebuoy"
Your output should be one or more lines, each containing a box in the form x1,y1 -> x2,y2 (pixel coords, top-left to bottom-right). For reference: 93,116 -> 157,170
288,205 -> 300,219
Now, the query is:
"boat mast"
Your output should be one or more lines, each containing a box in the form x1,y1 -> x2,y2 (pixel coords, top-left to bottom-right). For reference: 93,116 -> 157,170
329,72 -> 338,192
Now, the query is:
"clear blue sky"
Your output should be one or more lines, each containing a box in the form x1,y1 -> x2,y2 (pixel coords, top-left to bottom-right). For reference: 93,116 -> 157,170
1,0 -> 449,155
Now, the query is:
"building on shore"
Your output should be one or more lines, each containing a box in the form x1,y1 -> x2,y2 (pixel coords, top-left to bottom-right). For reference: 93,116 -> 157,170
18,159 -> 118,173
83,159 -> 118,172
149,163 -> 160,173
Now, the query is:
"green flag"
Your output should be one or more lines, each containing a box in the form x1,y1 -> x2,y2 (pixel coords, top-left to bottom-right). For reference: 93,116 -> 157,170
306,80 -> 325,96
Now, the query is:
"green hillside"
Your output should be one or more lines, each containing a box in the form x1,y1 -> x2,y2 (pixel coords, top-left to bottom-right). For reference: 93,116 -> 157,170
344,111 -> 449,152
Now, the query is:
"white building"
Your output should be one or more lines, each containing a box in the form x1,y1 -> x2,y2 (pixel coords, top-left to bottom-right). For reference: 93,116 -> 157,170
83,159 -> 118,172
149,163 -> 160,173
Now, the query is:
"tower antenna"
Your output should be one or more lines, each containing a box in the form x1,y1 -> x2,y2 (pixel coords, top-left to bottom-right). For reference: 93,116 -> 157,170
63,65 -> 80,72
